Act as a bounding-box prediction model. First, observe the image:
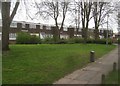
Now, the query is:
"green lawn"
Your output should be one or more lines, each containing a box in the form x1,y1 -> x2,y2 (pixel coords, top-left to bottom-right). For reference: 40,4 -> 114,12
2,44 -> 116,84
105,70 -> 119,84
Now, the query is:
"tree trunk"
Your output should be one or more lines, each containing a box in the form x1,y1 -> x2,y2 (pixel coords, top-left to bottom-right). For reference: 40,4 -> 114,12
82,28 -> 88,43
84,28 -> 88,43
54,19 -> 60,42
84,16 -> 89,43
60,15 -> 65,31
2,2 -> 10,51
94,28 -> 99,40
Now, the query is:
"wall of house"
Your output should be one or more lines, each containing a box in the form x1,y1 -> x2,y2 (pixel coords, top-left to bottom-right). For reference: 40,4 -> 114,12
0,21 -> 114,44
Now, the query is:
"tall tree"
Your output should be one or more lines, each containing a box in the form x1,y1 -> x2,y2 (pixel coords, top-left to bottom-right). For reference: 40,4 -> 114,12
80,1 -> 93,43
59,0 -> 69,31
2,0 -> 19,51
41,0 -> 60,41
92,2 -> 107,40
35,0 -> 69,41
72,0 -> 81,36
92,2 -> 114,40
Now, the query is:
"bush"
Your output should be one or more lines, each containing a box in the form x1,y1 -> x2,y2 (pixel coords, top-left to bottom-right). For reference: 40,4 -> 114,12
95,39 -> 106,44
29,35 -> 41,44
66,38 -> 113,44
42,36 -> 54,44
108,39 -> 113,44
73,38 -> 84,43
16,32 -> 41,44
66,38 -> 75,44
66,38 -> 84,44
95,38 -> 112,44
118,38 -> 120,44
56,38 -> 113,44
42,37 -> 68,44
86,39 -> 95,44
56,38 -> 68,44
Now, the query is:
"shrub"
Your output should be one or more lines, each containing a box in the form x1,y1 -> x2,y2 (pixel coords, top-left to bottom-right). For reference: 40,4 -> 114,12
58,38 -> 113,44
16,32 -> 41,44
65,38 -> 112,44
86,39 -> 95,44
95,38 -> 112,44
16,32 -> 30,44
29,35 -> 42,44
66,38 -> 84,44
42,36 -> 54,44
118,38 -> 120,44
108,39 -> 113,44
95,39 -> 106,44
73,38 -> 84,43
56,38 -> 68,44
66,38 -> 75,44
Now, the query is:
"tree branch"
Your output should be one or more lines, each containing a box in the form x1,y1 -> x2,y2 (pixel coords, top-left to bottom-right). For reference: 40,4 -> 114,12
9,0 -> 20,23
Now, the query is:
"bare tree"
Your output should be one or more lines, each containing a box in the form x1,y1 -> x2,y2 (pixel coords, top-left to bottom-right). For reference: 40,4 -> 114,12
113,1 -> 120,32
35,0 -> 70,41
92,2 -> 105,40
72,0 -> 81,36
40,0 -> 59,41
2,0 -> 19,51
92,2 -> 114,40
68,0 -> 92,39
59,0 -> 70,31
80,1 -> 93,43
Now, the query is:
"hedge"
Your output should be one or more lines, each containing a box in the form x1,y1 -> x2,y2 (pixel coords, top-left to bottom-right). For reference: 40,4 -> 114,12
16,32 -> 41,44
16,33 -> 113,45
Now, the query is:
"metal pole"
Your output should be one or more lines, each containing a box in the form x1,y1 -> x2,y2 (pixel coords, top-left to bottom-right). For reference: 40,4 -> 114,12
101,74 -> 105,84
113,62 -> 117,71
106,14 -> 109,45
90,51 -> 95,62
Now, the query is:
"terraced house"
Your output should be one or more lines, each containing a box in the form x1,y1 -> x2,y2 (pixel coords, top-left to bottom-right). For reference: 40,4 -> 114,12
0,19 -> 114,43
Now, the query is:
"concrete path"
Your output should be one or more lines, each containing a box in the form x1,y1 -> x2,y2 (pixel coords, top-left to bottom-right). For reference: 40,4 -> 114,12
54,47 -> 118,84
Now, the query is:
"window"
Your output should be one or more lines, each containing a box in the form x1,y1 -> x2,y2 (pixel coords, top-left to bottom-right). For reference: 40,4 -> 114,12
9,33 -> 16,40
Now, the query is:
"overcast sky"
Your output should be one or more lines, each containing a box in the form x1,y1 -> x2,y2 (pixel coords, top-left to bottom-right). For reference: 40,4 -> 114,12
0,0 -> 119,33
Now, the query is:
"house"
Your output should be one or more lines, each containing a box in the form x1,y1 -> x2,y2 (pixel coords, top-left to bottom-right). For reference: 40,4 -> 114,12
0,19 -> 114,43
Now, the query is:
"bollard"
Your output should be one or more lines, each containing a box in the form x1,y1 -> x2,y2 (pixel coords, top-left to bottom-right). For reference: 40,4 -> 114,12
90,51 -> 95,62
101,74 -> 105,84
113,62 -> 117,71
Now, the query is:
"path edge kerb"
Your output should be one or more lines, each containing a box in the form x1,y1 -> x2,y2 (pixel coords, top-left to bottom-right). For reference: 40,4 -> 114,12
53,46 -> 118,84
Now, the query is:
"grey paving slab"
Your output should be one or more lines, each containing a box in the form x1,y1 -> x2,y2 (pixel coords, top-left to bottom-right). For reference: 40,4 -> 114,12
54,47 -> 118,84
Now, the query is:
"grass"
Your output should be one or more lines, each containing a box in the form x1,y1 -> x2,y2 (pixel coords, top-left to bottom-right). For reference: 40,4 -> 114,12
2,44 -> 116,84
105,70 -> 119,84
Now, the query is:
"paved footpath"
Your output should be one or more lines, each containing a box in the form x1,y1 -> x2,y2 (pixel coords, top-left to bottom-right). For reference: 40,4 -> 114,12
54,47 -> 118,84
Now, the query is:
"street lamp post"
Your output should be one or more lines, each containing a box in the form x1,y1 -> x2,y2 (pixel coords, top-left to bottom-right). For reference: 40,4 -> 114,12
106,14 -> 109,45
